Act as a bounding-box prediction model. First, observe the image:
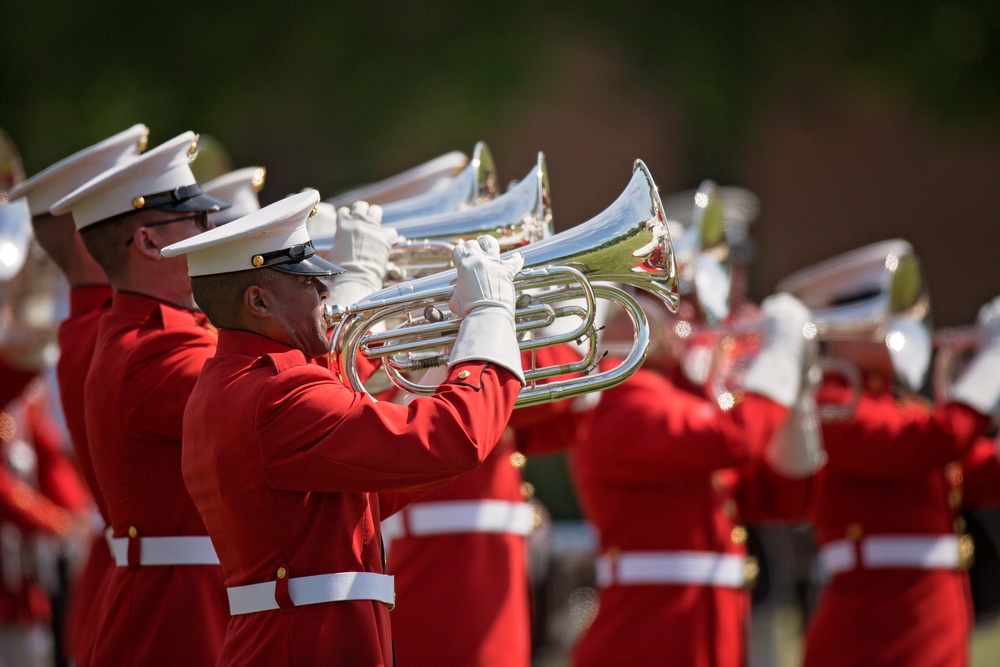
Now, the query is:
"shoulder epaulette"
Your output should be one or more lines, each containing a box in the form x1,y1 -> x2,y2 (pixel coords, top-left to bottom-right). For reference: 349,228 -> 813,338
256,348 -> 309,374
154,303 -> 201,331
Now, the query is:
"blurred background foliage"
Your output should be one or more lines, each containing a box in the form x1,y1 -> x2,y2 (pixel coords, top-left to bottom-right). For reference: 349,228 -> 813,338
4,0 -> 997,193
4,0 -> 1000,521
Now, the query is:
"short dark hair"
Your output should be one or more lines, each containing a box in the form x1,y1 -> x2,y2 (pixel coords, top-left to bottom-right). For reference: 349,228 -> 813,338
79,210 -> 147,282
191,268 -> 277,329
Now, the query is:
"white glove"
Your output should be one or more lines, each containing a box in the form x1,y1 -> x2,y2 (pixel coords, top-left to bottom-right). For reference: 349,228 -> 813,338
953,295 -> 1000,416
741,293 -> 812,408
764,394 -> 827,478
448,236 -> 525,384
327,201 -> 398,306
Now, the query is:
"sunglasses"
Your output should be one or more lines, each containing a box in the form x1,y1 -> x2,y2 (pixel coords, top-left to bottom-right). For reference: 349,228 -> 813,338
125,212 -> 213,247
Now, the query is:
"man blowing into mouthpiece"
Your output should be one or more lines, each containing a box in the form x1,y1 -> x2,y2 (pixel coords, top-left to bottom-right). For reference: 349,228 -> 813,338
163,190 -> 525,666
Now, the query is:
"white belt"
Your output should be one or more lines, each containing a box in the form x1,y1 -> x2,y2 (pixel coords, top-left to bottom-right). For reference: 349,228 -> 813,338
820,535 -> 962,575
110,535 -> 219,566
380,500 -> 534,541
596,551 -> 749,589
227,571 -> 395,615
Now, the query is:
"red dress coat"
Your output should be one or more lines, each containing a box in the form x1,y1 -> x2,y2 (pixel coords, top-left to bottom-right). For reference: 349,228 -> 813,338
181,329 -> 521,667
961,437 -> 1000,508
0,359 -> 37,410
802,375 -> 988,667
84,292 -> 227,667
386,344 -> 581,667
568,364 -> 802,667
56,285 -> 114,665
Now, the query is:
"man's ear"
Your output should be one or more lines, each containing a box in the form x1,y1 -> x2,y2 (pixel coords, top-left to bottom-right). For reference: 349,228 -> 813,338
244,284 -> 272,318
131,226 -> 164,260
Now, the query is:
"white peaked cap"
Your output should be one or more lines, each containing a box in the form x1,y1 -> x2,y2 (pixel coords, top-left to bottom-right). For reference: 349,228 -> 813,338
8,124 -> 149,216
203,166 -> 266,225
51,131 -> 228,230
161,189 -> 344,278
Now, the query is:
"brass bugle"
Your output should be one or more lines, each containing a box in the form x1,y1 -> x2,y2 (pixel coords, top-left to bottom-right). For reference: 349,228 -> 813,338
351,141 -> 498,224
325,159 -> 679,407
383,152 -> 551,280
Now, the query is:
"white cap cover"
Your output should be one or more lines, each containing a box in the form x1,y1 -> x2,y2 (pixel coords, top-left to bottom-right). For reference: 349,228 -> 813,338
203,166 -> 265,225
161,189 -> 343,278
8,124 -> 149,215
50,131 -> 227,230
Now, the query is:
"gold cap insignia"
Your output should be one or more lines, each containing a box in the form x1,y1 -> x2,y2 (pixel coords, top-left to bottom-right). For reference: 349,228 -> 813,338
137,128 -> 150,154
132,196 -> 145,209
187,133 -> 200,162
252,255 -> 264,267
251,166 -> 266,193
308,205 -> 318,219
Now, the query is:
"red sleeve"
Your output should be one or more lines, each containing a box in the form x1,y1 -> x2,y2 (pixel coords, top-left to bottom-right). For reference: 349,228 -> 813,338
572,368 -> 788,483
819,380 -> 990,478
0,360 -> 37,410
737,461 -> 820,523
0,471 -> 71,535
507,343 -> 590,456
255,360 -> 521,494
962,438 -> 1000,508
25,402 -> 91,514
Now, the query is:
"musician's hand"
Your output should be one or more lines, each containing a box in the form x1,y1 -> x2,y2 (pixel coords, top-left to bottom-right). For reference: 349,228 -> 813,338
447,236 -> 526,385
760,292 -> 812,359
954,295 -> 1000,415
742,293 -> 813,408
328,201 -> 395,306
449,236 -> 523,318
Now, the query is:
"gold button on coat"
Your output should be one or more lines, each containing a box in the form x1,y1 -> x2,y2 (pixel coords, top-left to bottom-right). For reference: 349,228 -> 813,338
128,526 -> 138,538
457,370 -> 471,379
276,566 -> 287,579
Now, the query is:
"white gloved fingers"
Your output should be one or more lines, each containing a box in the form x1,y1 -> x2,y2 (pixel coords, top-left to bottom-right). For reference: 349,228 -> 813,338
502,252 -> 524,277
364,202 -> 383,225
761,292 -> 812,331
382,227 -> 401,246
477,235 -> 501,256
350,200 -> 370,221
452,239 -> 477,263
742,292 -> 813,407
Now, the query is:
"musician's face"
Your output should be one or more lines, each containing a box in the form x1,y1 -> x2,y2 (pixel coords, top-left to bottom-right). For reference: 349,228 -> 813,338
265,271 -> 332,359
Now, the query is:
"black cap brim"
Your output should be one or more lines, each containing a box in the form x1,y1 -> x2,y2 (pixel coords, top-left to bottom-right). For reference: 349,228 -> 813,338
271,254 -> 345,277
156,192 -> 231,214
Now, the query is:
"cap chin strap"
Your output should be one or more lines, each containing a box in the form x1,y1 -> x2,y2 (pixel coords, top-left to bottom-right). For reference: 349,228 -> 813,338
251,241 -> 317,270
135,184 -> 221,211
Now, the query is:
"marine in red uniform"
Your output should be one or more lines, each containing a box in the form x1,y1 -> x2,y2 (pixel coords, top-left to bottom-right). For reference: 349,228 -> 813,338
568,292 -> 822,667
10,124 -> 148,665
772,240 -> 1000,667
163,192 -> 524,666
384,344 -> 583,667
51,131 -> 232,666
